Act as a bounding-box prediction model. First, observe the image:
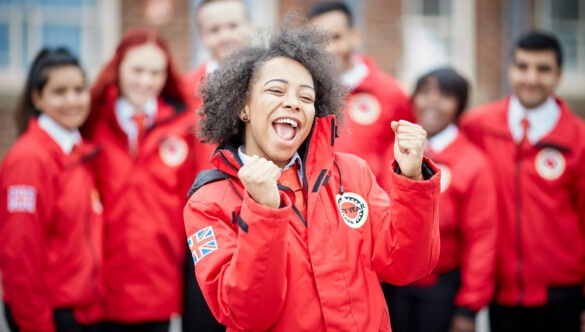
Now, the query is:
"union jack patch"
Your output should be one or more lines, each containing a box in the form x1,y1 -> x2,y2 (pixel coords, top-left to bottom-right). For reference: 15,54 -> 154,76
188,226 -> 218,265
7,185 -> 37,213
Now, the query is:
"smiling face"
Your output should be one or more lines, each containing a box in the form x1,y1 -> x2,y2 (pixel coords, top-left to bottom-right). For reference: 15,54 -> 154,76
242,57 -> 316,168
309,10 -> 357,72
119,43 -> 168,107
508,49 -> 562,109
413,76 -> 459,138
32,65 -> 90,130
196,0 -> 252,61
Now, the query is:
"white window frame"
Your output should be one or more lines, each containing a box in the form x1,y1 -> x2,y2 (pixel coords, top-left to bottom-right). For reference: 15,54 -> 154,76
400,0 -> 476,91
536,0 -> 585,97
0,0 -> 120,91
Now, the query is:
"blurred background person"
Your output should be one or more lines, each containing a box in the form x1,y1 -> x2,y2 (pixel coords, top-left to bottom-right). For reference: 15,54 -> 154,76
0,48 -> 103,332
385,67 -> 497,332
307,0 -> 414,195
82,29 -> 203,332
182,1 -> 253,331
460,30 -> 585,332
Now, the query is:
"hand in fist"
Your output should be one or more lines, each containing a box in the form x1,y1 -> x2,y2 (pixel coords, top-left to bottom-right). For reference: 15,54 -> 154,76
238,155 -> 281,208
391,120 -> 427,180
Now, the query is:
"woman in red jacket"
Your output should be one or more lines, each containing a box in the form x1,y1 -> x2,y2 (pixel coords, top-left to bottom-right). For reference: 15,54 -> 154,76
82,29 -> 205,332
385,68 -> 497,332
183,27 -> 441,331
0,48 -> 103,332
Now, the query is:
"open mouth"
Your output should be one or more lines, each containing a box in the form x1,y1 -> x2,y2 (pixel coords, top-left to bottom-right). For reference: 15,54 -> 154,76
272,117 -> 300,141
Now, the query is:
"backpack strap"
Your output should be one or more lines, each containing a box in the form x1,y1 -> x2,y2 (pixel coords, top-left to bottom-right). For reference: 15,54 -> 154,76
187,169 -> 231,199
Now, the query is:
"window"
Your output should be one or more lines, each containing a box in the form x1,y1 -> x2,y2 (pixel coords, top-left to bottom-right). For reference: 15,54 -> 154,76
536,0 -> 585,96
400,0 -> 475,90
0,0 -> 120,90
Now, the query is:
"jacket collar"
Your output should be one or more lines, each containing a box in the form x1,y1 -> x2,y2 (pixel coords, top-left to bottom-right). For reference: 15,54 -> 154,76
211,115 -> 338,182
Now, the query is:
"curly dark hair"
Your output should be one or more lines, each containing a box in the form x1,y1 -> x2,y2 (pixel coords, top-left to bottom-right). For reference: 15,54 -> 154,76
198,26 -> 346,146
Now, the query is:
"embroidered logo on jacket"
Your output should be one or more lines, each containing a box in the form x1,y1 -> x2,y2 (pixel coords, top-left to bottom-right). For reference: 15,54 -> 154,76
188,226 -> 218,264
347,93 -> 381,125
159,136 -> 188,167
535,148 -> 565,181
336,192 -> 369,229
7,185 -> 37,213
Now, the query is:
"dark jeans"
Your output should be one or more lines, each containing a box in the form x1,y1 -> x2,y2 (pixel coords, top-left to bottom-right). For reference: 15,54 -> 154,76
489,286 -> 583,332
182,248 -> 225,332
4,304 -> 102,332
383,269 -> 461,332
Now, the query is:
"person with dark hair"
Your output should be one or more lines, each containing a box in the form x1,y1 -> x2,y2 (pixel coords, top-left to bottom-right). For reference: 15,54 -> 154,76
385,68 -> 497,332
82,28 -> 207,332
460,30 -> 585,332
307,1 -> 414,195
0,47 -> 103,332
183,26 -> 441,331
182,2 -> 253,330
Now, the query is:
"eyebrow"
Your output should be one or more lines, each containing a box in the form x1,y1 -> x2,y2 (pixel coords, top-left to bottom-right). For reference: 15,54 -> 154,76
264,78 -> 315,91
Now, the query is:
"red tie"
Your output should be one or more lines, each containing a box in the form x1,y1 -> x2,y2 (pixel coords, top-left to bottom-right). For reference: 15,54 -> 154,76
519,116 -> 530,148
279,163 -> 306,219
71,142 -> 81,157
131,110 -> 148,156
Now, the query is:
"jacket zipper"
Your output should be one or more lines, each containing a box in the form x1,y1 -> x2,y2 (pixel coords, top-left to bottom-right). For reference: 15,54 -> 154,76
514,148 -> 524,305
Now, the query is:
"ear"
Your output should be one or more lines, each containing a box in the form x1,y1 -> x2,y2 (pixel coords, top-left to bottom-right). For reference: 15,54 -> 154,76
31,90 -> 44,112
240,108 -> 249,122
351,28 -> 362,50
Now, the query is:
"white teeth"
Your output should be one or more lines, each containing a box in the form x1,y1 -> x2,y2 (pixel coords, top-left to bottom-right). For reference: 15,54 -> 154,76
274,118 -> 299,128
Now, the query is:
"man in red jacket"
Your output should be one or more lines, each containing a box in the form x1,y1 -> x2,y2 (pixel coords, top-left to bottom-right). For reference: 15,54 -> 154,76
307,1 -> 414,195
182,1 -> 253,330
460,30 -> 585,332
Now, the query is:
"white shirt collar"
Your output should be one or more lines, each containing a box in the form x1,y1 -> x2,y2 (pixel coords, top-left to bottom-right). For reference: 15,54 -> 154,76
341,55 -> 369,90
206,60 -> 219,75
38,113 -> 82,154
426,123 -> 459,154
115,97 -> 157,140
508,95 -> 560,144
237,146 -> 304,187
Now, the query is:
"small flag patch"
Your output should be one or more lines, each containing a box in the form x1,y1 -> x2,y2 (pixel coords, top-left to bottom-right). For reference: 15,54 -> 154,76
188,226 -> 218,265
7,185 -> 37,213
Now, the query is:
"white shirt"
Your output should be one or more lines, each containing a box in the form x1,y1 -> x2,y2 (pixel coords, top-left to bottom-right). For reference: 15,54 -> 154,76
237,146 -> 304,188
38,114 -> 82,154
341,55 -> 369,90
115,97 -> 157,144
508,95 -> 560,144
206,60 -> 219,75
426,123 -> 459,154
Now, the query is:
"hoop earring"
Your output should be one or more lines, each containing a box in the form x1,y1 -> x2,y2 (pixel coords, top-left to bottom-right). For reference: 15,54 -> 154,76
241,114 -> 249,122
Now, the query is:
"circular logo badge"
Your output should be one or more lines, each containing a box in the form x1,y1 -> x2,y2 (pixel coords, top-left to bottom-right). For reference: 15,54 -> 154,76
159,136 -> 188,167
336,192 -> 369,229
347,93 -> 381,126
437,163 -> 451,193
535,148 -> 565,181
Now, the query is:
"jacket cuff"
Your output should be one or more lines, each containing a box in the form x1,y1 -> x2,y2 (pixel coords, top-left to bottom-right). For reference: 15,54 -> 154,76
455,306 -> 477,320
393,157 -> 437,180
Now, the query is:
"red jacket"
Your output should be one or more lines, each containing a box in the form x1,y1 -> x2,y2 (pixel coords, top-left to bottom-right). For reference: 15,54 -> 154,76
83,88 -> 202,322
183,62 -> 220,170
184,115 -> 441,331
0,120 -> 103,332
415,132 -> 497,312
460,96 -> 585,306
335,55 -> 414,192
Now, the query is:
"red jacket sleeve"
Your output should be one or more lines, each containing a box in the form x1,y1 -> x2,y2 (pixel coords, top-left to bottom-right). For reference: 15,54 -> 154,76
455,165 -> 498,312
183,190 -> 292,330
0,154 -> 56,332
370,158 -> 441,285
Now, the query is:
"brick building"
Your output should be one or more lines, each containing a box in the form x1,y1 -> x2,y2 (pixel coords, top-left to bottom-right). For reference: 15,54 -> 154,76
0,0 -> 583,159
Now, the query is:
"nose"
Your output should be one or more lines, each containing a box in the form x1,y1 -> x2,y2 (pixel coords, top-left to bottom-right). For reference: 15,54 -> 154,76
283,92 -> 301,111
525,67 -> 538,84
